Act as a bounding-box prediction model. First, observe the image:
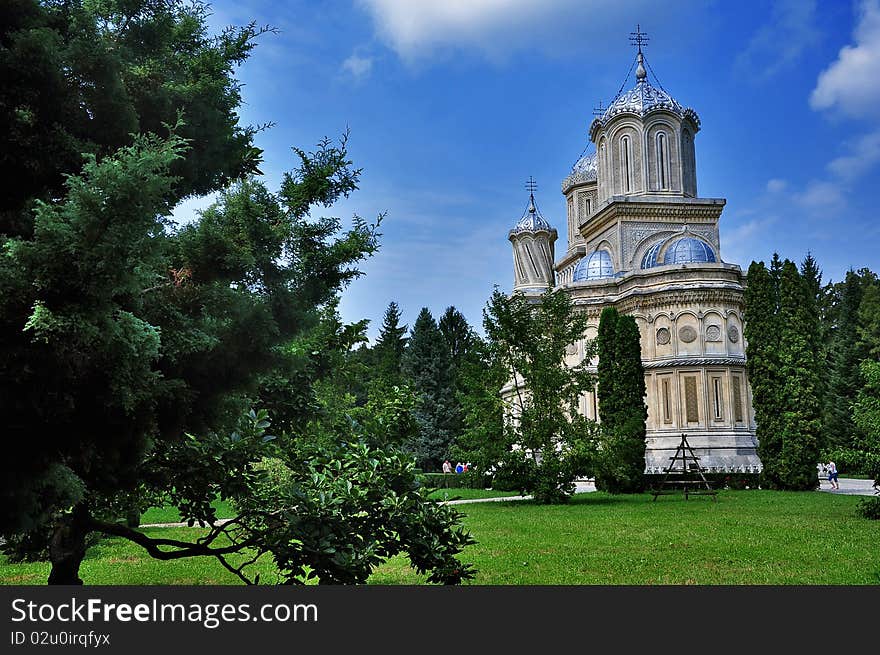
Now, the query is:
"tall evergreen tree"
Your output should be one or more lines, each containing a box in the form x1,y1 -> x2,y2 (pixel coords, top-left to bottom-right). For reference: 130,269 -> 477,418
595,308 -> 647,493
745,260 -> 784,486
596,307 -> 620,429
401,308 -> 458,470
775,260 -> 822,488
824,270 -> 869,448
858,277 -> 880,359
373,300 -> 408,383
439,306 -> 476,373
746,257 -> 822,490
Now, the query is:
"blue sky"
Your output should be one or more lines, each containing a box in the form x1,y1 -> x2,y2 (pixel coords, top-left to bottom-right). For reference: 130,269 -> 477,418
176,0 -> 880,339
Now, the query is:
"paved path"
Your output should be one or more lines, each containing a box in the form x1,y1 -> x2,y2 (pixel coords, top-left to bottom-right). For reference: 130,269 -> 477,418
818,477 -> 878,496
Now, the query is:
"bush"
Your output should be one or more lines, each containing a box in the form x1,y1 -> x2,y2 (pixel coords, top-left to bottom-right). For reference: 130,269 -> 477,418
420,471 -> 490,490
703,473 -> 761,490
856,496 -> 880,520
819,448 -> 880,477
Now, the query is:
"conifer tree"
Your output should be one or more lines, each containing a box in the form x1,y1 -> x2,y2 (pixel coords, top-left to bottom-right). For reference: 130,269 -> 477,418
745,260 -> 784,486
402,308 -> 458,470
595,308 -> 647,493
746,257 -> 822,489
439,306 -> 476,374
825,270 -> 871,448
775,260 -> 822,488
596,307 -> 620,429
374,301 -> 408,384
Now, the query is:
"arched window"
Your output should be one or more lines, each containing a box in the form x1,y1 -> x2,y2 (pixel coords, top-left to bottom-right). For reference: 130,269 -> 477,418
657,132 -> 669,189
621,136 -> 632,193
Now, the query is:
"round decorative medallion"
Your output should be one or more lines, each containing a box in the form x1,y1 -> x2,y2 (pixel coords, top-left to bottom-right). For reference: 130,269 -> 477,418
656,327 -> 670,345
566,342 -> 578,356
705,325 -> 722,342
679,326 -> 697,343
728,325 -> 740,343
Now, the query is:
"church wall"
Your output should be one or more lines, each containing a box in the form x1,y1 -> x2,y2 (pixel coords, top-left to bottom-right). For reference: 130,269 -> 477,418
681,128 -> 697,197
608,122 -> 645,197
644,118 -> 682,193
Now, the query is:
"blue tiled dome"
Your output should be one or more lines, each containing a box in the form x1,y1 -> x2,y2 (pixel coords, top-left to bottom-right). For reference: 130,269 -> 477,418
641,237 -> 716,269
573,249 -> 614,281
641,241 -> 664,268
664,237 -> 716,264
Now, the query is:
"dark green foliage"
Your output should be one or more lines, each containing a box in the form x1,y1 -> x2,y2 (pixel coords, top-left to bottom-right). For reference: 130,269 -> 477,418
373,301 -> 408,384
823,270 -> 870,448
858,279 -> 880,358
439,306 -> 477,374
856,496 -> 880,520
420,472 -> 491,490
594,308 -> 648,493
1,0 -> 265,238
0,2 -> 475,583
745,260 -> 784,484
746,257 -> 821,490
401,308 -> 459,470
482,288 -> 598,503
450,336 -> 511,475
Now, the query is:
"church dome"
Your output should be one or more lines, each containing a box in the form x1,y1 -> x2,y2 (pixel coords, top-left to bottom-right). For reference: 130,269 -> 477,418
663,237 -> 716,264
510,193 -> 553,234
573,249 -> 614,281
561,152 -> 598,192
589,51 -> 700,140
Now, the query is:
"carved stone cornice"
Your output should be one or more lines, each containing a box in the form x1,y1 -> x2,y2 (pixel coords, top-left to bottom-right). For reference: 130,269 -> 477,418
642,356 -> 747,369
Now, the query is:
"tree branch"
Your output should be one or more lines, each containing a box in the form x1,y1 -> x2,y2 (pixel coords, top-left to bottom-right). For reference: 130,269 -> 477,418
88,517 -> 256,561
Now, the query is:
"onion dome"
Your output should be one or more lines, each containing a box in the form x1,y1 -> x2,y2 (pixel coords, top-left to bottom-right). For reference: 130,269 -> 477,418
561,151 -> 598,193
573,249 -> 614,281
510,192 -> 553,234
590,51 -> 700,140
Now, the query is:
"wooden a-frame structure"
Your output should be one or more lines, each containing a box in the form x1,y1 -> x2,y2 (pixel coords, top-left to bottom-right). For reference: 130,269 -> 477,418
650,433 -> 717,501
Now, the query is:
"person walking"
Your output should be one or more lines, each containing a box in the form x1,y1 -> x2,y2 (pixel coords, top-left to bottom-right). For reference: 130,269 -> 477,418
442,460 -> 452,474
827,460 -> 839,490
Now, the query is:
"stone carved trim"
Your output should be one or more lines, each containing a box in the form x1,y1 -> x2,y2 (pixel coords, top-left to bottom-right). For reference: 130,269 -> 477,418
656,327 -> 670,345
727,325 -> 740,343
679,326 -> 697,343
642,356 -> 747,369
705,325 -> 722,342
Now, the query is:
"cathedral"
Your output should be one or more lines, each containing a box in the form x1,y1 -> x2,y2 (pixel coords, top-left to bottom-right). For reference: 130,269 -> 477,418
507,36 -> 761,474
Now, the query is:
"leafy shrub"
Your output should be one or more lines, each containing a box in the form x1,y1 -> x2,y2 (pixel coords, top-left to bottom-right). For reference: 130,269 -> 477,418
420,471 -> 490,490
703,473 -> 761,490
856,496 -> 880,520
820,448 -> 880,477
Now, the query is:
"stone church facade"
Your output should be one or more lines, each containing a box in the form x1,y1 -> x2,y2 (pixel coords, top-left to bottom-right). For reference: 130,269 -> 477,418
508,45 -> 761,473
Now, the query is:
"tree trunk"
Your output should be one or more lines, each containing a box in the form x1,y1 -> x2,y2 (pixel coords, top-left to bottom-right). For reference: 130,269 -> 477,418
48,503 -> 90,585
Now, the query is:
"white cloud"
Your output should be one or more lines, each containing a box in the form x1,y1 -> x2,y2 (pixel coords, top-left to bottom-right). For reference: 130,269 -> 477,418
810,0 -> 880,118
356,0 -> 671,61
766,178 -> 788,193
827,129 -> 880,180
342,54 -> 374,79
735,0 -> 820,80
794,181 -> 847,212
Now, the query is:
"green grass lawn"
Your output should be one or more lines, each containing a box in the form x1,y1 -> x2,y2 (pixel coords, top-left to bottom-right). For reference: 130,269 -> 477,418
427,488 -> 520,501
136,493 -> 511,526
3,491 -> 877,585
139,499 -> 235,525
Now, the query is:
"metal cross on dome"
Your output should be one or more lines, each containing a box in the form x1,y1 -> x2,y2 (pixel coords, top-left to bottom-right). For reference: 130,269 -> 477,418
592,100 -> 605,117
525,176 -> 538,195
629,24 -> 649,53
